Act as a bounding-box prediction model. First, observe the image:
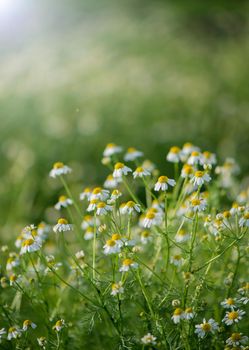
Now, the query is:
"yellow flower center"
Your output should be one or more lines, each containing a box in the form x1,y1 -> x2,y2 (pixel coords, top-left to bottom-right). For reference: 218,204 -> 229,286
185,307 -> 193,313
127,147 -> 136,153
174,308 -> 183,316
232,202 -> 239,208
178,229 -> 186,236
203,151 -> 211,158
201,323 -> 211,332
173,255 -> 181,260
23,320 -> 31,327
112,189 -> 120,196
23,238 -> 34,247
112,233 -> 121,241
90,199 -> 98,204
146,212 -> 156,219
191,199 -> 201,206
226,298 -> 234,305
244,212 -> 249,219
183,142 -> 193,148
223,211 -> 231,218
97,202 -> 106,208
53,162 -> 64,169
135,167 -> 144,173
55,320 -> 63,327
92,187 -> 102,195
141,231 -> 150,237
123,258 -> 133,266
58,218 -> 68,225
8,327 -> 16,333
158,175 -> 168,183
170,146 -> 180,154
126,201 -> 135,208
106,143 -> 116,148
106,239 -> 116,247
10,274 -> 17,282
231,333 -> 241,341
182,165 -> 193,174
191,151 -> 199,156
59,195 -> 67,202
195,171 -> 204,178
228,311 -> 238,320
115,162 -> 124,170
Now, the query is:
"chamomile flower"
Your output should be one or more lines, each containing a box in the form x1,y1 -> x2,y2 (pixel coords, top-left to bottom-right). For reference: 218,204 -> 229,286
79,187 -> 92,201
49,162 -> 72,178
190,198 -> 207,212
53,319 -> 65,332
90,187 -> 110,201
81,215 -> 96,229
20,238 -> 41,255
108,189 -> 122,203
124,147 -> 143,161
103,234 -> 123,255
172,308 -> 184,324
195,319 -> 218,338
75,250 -> 85,260
140,230 -> 152,244
226,333 -> 248,347
184,307 -> 195,320
175,229 -> 190,243
167,146 -> 181,163
87,199 -> 98,212
119,258 -> 138,272
141,333 -> 157,345
143,210 -> 162,228
200,151 -> 217,166
103,143 -> 122,157
191,171 -> 211,187
113,162 -> 132,178
154,175 -> 176,191
120,201 -> 141,215
37,337 -> 47,348
237,190 -> 248,204
222,309 -> 245,325
133,167 -> 150,178
220,298 -> 237,310
239,212 -> 249,227
103,175 -> 119,189
53,218 -> 73,233
84,227 -> 94,240
111,282 -> 124,296
96,202 -> 112,216
171,254 -> 183,267
181,164 -> 194,179
181,142 -> 199,160
230,202 -> 240,216
23,320 -> 37,331
54,195 -> 73,210
6,253 -> 20,271
187,151 -> 201,165
7,326 -> 22,340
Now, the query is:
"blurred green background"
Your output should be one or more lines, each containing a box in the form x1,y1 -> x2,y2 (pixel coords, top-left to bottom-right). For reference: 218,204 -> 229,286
0,0 -> 249,239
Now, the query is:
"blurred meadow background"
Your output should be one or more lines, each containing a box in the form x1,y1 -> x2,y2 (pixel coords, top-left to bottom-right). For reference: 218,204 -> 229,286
0,0 -> 249,241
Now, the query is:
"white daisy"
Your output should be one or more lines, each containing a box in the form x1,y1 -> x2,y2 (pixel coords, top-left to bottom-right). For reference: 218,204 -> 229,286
220,298 -> 237,310
20,238 -> 41,255
226,333 -> 248,347
143,209 -> 162,228
54,195 -> 73,210
23,320 -> 37,331
187,151 -> 201,166
113,162 -> 132,178
222,309 -> 245,325
79,187 -> 92,201
140,231 -> 152,244
84,227 -> 94,240
108,189 -> 122,204
6,254 -> 20,271
103,143 -> 122,157
81,215 -> 96,229
90,187 -> 110,201
103,175 -> 119,189
119,258 -> 138,272
133,167 -> 150,179
111,282 -> 124,296
53,218 -> 73,233
190,198 -> 207,212
120,201 -> 141,215
87,199 -> 98,212
200,151 -> 217,166
175,229 -> 190,243
171,308 -> 184,324
141,333 -> 157,345
49,162 -> 72,178
191,171 -> 211,187
154,176 -> 176,191
184,307 -> 195,320
166,146 -> 181,163
181,164 -> 194,179
195,318 -> 218,338
53,319 -> 65,332
239,212 -> 249,227
75,250 -> 85,260
103,234 -> 123,255
7,327 -> 22,340
96,202 -> 112,216
170,254 -> 183,267
180,143 -> 199,161
124,147 -> 143,161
